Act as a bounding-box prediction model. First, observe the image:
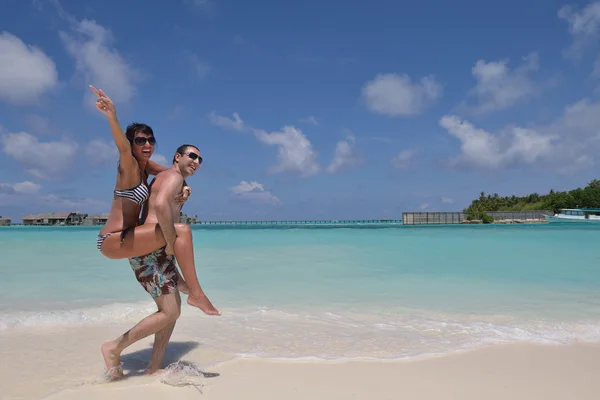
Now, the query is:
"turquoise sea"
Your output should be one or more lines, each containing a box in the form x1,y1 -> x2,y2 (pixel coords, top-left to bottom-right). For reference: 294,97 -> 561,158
2,223 -> 600,361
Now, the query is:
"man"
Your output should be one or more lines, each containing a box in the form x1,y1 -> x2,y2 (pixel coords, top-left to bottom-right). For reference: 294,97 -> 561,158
101,144 -> 219,378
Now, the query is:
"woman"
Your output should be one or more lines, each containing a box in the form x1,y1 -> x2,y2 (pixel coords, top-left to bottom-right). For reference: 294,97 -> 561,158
91,85 -> 219,316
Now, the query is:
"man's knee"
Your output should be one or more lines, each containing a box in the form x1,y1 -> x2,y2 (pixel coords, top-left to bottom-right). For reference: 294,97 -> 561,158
164,301 -> 181,322
158,292 -> 181,322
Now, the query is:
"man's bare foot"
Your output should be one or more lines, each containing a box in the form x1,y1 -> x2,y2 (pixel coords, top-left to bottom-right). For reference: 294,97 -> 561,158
101,341 -> 123,379
145,366 -> 166,376
188,295 -> 221,315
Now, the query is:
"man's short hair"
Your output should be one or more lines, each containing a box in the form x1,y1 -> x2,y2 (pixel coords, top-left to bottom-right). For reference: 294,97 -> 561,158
172,144 -> 199,163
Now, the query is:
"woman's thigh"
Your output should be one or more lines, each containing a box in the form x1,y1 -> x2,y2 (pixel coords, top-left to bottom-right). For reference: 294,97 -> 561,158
100,223 -> 167,259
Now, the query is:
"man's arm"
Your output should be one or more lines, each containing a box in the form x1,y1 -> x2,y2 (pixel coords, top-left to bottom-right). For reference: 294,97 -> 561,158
155,172 -> 184,254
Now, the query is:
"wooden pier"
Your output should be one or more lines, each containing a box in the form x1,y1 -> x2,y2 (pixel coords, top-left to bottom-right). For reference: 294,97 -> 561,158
3,212 -> 553,227
402,212 -> 465,225
402,211 -> 552,225
194,219 -> 403,226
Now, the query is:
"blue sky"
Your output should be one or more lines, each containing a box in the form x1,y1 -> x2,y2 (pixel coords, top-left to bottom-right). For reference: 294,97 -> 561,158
1,0 -> 600,222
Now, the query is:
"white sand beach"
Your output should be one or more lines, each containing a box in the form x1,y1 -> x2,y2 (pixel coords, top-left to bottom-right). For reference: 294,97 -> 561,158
3,322 -> 600,400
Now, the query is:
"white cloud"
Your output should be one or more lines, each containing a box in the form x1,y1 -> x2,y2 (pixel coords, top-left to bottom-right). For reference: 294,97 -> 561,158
368,136 -> 394,143
230,180 -> 281,205
151,153 -> 168,165
463,53 -> 540,114
391,149 -> 416,169
439,97 -> 600,173
184,0 -> 214,13
419,203 -> 429,210
84,140 -> 169,167
326,135 -> 362,173
232,35 -> 248,45
209,111 -> 321,177
12,181 -> 41,194
0,181 -> 105,213
231,181 -> 262,194
23,114 -> 54,135
299,116 -> 319,125
593,56 -> 600,77
167,105 -> 185,120
1,131 -> 78,178
538,98 -> 600,172
85,139 -> 117,165
39,194 -> 109,212
0,181 -> 40,194
0,31 -> 58,105
194,61 -> 211,79
186,52 -> 211,79
558,1 -> 600,59
361,73 -> 442,117
553,98 -> 600,132
59,18 -> 139,106
441,197 -> 454,204
253,126 -> 320,177
208,111 -> 246,131
439,115 -> 556,169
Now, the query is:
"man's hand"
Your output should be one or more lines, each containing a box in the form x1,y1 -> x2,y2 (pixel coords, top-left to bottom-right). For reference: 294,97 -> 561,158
174,186 -> 192,204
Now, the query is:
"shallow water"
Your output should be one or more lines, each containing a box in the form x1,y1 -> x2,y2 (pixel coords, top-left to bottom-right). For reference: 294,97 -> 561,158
2,223 -> 600,360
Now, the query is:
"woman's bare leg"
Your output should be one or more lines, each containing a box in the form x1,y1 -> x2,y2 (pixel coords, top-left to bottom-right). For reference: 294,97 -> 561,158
100,223 -> 220,315
171,224 -> 220,315
100,223 -> 166,259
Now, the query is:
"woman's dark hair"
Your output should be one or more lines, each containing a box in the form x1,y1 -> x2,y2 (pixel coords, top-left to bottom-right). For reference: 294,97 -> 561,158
125,122 -> 155,143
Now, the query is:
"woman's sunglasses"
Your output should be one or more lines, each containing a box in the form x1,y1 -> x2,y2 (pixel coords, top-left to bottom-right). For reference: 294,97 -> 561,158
133,137 -> 156,146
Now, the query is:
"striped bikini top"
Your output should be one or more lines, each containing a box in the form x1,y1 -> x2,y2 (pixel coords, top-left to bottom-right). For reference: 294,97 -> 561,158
114,172 -> 149,206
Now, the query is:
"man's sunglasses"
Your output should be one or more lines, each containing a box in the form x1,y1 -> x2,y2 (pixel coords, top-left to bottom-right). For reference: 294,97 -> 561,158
183,151 -> 203,165
133,137 -> 156,146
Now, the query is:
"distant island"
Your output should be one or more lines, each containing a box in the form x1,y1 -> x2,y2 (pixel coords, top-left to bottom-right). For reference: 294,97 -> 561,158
464,179 -> 600,222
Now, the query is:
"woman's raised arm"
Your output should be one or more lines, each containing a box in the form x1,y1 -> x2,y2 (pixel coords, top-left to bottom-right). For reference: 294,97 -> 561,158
146,159 -> 170,176
89,85 -> 134,170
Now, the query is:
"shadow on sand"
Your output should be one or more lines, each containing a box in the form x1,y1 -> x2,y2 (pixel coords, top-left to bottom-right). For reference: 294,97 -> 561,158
119,341 -> 219,378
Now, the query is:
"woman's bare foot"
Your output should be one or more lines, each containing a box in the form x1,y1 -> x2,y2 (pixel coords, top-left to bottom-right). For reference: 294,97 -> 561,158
101,341 -> 123,379
187,294 -> 221,315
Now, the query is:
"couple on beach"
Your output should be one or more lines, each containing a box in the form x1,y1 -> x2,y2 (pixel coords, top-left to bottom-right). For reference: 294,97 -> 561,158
90,85 -> 220,379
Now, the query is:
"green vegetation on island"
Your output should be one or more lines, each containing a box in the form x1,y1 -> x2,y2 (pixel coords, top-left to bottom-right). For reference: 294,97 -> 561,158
464,179 -> 600,222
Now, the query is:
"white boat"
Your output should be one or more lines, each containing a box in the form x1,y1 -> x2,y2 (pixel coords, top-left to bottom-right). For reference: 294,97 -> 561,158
544,208 -> 600,223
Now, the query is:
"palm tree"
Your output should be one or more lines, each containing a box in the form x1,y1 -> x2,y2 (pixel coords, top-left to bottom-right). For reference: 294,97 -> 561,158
587,179 -> 600,189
